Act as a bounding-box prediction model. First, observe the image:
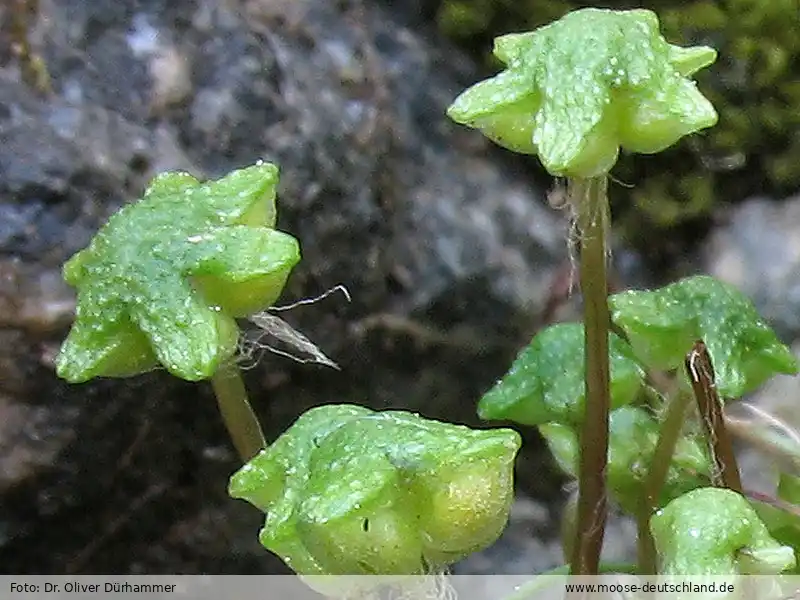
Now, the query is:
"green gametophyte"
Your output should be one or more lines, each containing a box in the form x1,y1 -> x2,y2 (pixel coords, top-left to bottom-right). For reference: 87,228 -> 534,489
229,404 -> 521,577
540,406 -> 711,515
56,162 -> 300,383
447,8 -> 718,177
610,276 -> 798,398
478,323 -> 645,426
651,487 -> 795,577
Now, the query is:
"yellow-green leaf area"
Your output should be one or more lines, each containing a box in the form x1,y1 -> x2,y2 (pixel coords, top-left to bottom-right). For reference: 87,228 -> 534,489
56,162 -> 300,383
610,275 -> 798,398
228,404 -> 521,576
540,406 -> 710,514
651,487 -> 796,576
447,8 -> 718,177
478,323 -> 644,426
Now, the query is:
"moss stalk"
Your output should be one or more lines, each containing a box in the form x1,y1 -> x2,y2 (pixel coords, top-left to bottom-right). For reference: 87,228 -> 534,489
638,388 -> 693,573
211,360 -> 266,462
569,175 -> 611,575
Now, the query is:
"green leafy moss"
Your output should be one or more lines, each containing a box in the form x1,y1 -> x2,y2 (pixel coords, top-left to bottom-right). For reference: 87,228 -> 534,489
610,275 -> 798,398
651,487 -> 795,576
539,406 -> 711,513
229,405 -> 521,577
56,162 -> 300,383
478,323 -> 644,425
439,0 -> 800,254
447,9 -> 717,177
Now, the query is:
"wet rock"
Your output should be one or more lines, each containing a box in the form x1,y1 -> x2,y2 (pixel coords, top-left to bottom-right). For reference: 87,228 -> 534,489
0,0 -> 571,574
704,194 -> 800,341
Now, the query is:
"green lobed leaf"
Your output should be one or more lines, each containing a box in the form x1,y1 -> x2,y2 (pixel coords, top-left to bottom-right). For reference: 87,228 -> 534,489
228,404 -> 521,577
478,323 -> 645,426
610,275 -> 798,398
56,162 -> 300,383
651,487 -> 795,576
447,8 -> 717,177
753,474 -> 800,574
540,405 -> 710,514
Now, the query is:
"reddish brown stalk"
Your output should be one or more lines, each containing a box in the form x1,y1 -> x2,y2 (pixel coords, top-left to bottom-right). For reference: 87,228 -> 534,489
685,340 -> 742,492
638,389 -> 693,573
569,176 -> 610,576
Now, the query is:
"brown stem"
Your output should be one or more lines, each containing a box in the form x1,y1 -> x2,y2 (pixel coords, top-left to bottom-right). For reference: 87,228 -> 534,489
569,176 -> 610,576
210,359 -> 266,462
638,389 -> 693,573
685,340 -> 742,491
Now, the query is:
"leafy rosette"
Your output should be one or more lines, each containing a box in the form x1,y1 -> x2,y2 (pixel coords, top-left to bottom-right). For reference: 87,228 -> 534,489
652,487 -> 795,579
229,405 -> 521,578
447,8 -> 717,177
56,162 -> 300,382
478,323 -> 645,426
610,276 -> 798,398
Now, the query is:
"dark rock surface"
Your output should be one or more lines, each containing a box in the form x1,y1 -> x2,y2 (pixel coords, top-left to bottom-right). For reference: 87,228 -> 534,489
0,0 -> 573,574
703,195 -> 800,342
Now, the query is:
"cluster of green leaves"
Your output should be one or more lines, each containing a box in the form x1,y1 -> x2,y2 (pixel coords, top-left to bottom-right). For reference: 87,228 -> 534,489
652,487 -> 795,576
479,276 -> 800,574
446,5 -> 800,582
229,405 -> 520,579
447,9 -> 717,178
54,158 -> 523,583
56,163 -> 300,383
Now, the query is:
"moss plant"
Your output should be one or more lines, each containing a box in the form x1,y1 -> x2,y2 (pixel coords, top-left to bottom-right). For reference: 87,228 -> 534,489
54,6 -> 800,594
651,488 -> 796,576
55,163 -> 301,461
229,405 -> 520,583
448,7 -> 718,575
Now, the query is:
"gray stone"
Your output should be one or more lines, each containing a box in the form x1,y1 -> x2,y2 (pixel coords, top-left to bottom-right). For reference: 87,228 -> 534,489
704,195 -> 800,341
0,0 -> 571,574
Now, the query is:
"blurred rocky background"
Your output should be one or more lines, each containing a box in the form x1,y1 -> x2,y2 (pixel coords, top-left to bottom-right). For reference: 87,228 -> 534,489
0,0 -> 797,576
